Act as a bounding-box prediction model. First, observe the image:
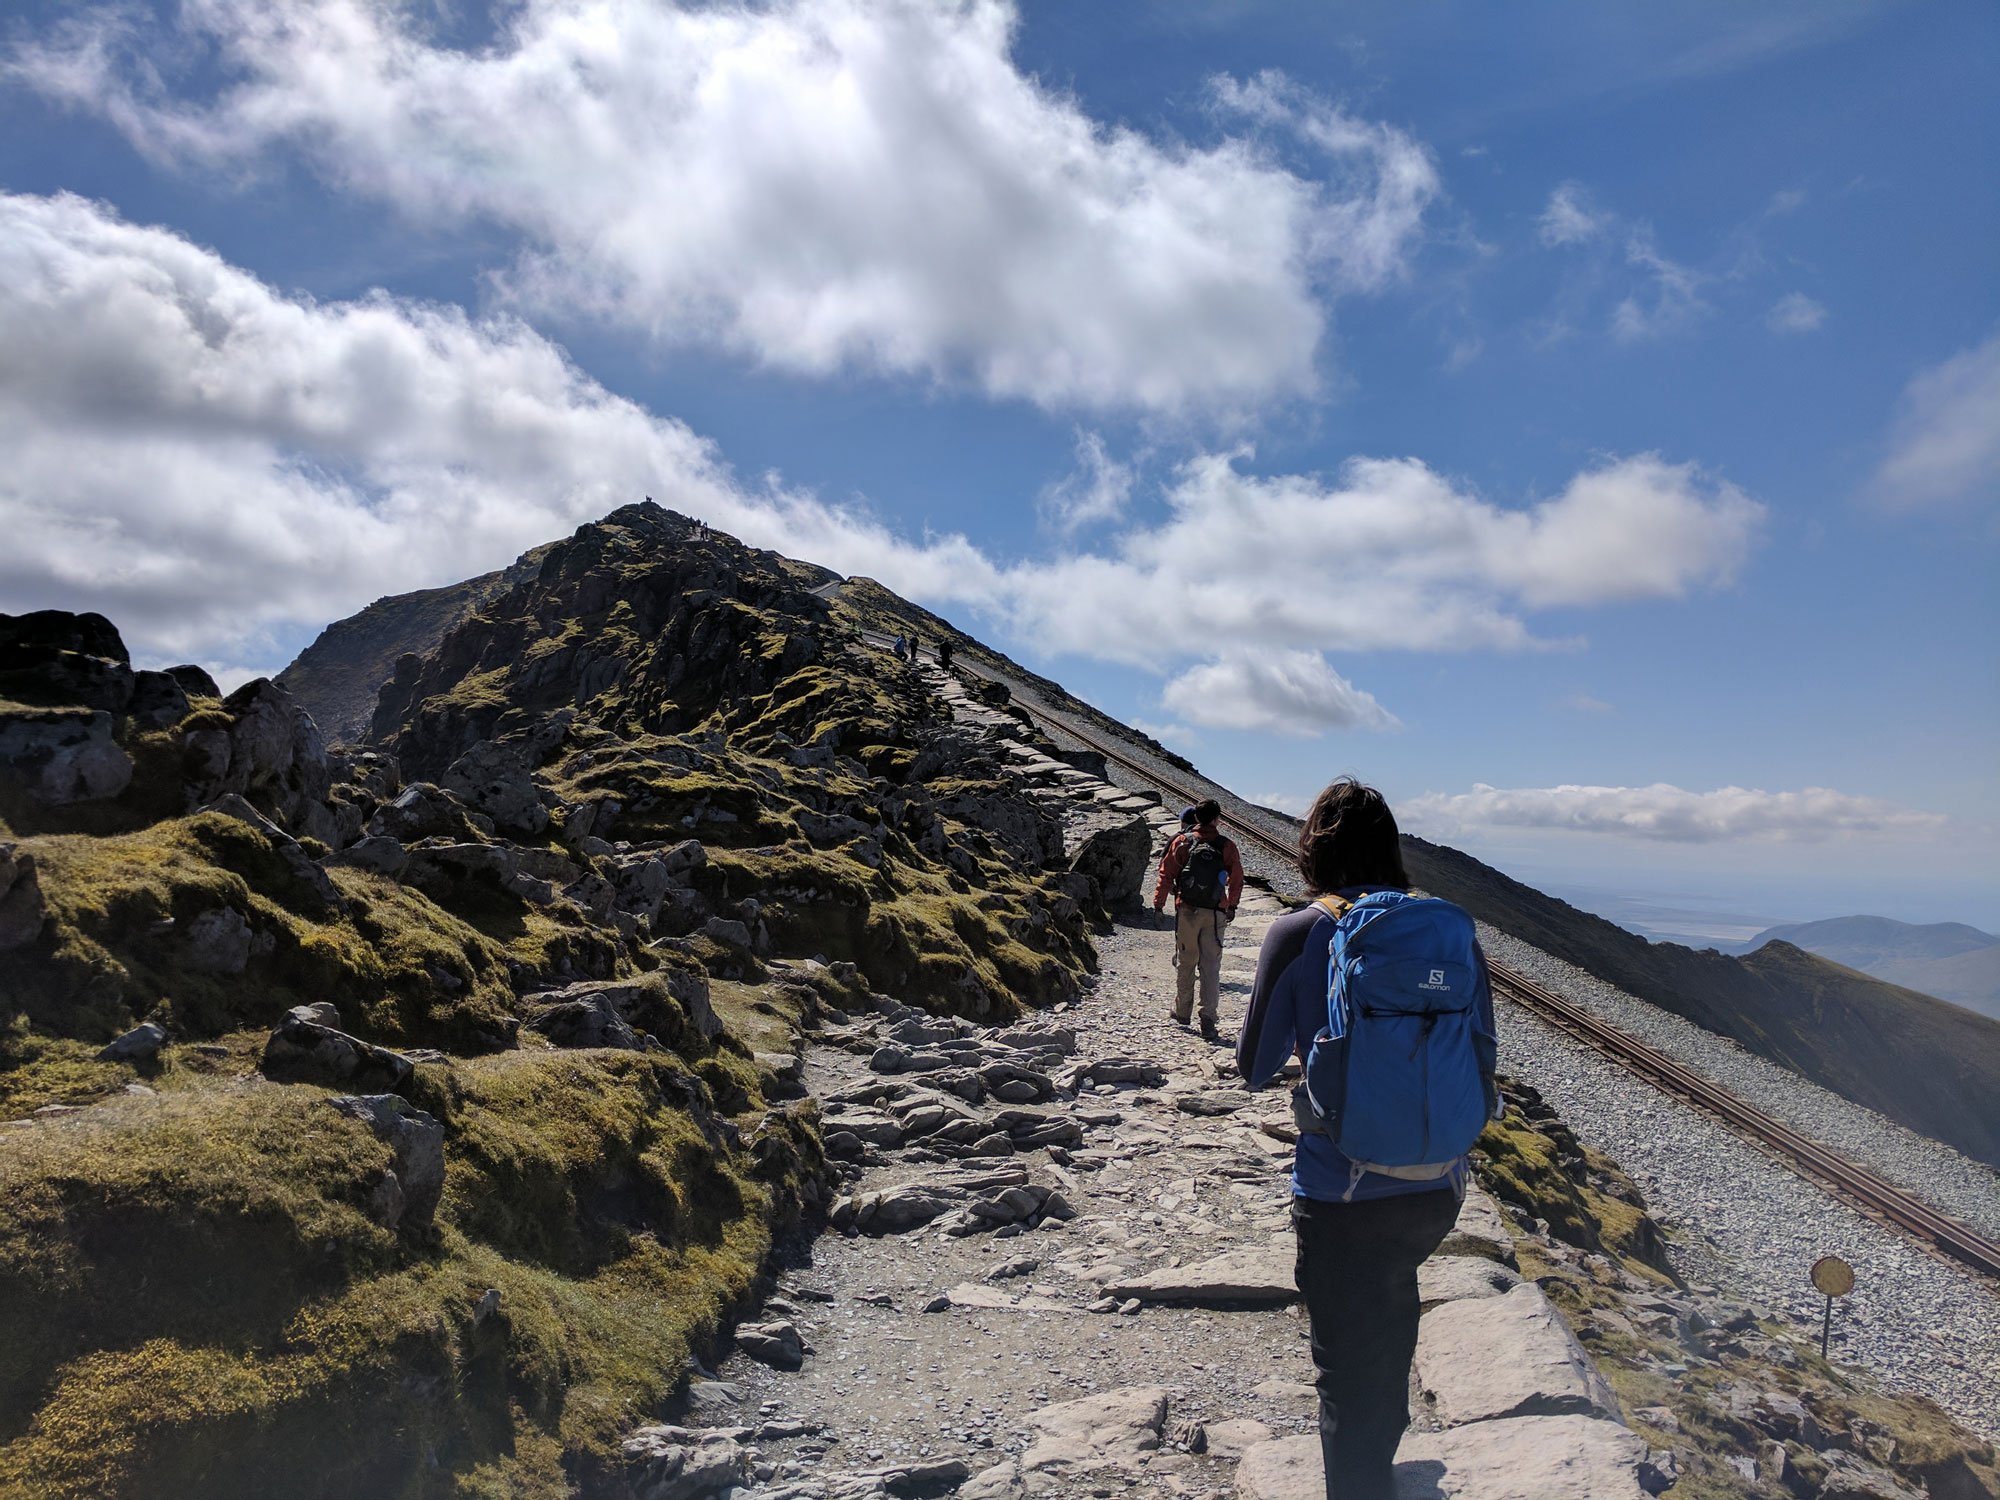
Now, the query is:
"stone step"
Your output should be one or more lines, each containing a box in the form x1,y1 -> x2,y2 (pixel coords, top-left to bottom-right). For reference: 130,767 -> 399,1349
1413,1282 -> 1621,1427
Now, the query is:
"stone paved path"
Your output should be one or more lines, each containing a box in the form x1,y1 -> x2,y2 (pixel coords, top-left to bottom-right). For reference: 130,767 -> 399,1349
646,663 -> 1648,1500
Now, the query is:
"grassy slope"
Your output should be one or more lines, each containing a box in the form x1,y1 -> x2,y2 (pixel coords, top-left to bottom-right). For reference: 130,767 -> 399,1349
1403,835 -> 2000,1170
0,1046 -> 822,1500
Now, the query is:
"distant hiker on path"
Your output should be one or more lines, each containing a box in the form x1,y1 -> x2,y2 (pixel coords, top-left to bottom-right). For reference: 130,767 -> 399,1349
1152,797 -> 1243,1041
1236,779 -> 1499,1500
938,639 -> 953,672
892,633 -> 907,661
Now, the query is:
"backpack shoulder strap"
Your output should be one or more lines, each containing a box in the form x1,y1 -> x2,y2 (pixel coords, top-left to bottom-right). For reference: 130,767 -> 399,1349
1311,894 -> 1354,921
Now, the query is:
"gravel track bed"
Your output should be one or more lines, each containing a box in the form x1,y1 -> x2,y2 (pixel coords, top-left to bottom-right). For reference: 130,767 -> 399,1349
1479,928 -> 2000,1242
1492,972 -> 2000,1445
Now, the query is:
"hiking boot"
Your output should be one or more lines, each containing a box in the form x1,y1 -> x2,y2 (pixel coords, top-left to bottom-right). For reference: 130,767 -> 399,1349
1199,1018 -> 1221,1043
1171,1013 -> 1192,1028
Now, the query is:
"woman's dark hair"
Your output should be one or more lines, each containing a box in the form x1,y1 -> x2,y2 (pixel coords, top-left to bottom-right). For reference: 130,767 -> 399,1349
1193,798 -> 1222,826
1296,778 -> 1408,896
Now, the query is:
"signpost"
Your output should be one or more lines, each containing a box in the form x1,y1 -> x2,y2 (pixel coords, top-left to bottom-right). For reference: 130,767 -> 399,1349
1810,1256 -> 1856,1359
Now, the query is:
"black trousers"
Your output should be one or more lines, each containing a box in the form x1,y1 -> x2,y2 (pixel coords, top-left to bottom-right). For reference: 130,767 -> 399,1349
1292,1187 -> 1461,1500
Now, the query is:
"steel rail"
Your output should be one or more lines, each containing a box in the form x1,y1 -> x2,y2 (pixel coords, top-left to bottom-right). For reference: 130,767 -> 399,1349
880,633 -> 2000,1283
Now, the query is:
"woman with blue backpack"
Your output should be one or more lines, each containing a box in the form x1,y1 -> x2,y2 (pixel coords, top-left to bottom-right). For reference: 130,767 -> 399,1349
1236,779 -> 1500,1500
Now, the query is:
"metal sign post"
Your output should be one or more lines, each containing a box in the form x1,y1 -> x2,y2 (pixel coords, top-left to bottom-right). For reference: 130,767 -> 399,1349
1810,1255 -> 1856,1358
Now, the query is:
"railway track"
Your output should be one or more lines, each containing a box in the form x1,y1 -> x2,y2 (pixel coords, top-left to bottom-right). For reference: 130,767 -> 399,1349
865,630 -> 2000,1284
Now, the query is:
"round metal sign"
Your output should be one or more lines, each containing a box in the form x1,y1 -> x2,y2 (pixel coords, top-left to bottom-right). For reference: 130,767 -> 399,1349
1811,1255 -> 1855,1297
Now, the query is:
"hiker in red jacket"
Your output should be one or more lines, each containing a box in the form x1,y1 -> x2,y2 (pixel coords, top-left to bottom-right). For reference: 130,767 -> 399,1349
1152,798 -> 1243,1041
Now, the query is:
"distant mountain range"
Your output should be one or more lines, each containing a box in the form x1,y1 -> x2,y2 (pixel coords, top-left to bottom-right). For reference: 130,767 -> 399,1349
1717,915 -> 2000,1023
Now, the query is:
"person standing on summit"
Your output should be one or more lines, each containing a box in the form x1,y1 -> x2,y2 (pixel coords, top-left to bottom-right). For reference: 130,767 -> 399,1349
1153,798 -> 1243,1040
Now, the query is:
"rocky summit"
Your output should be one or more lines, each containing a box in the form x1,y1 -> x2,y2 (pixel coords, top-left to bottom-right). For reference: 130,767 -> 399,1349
0,505 -> 1113,1497
1,505 -> 1995,1500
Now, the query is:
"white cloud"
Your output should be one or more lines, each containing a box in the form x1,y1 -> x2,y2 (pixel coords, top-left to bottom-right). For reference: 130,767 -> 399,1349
1161,649 -> 1399,735
0,190 -> 996,669
1611,230 -> 1707,341
1403,783 -> 1947,844
993,448 -> 1759,671
1873,331 -> 2000,507
13,0 -> 1438,418
0,191 -> 1762,737
1040,431 -> 1134,533
1250,789 -> 1312,816
1538,183 -> 1604,247
1766,292 -> 1827,334
1563,691 -> 1616,716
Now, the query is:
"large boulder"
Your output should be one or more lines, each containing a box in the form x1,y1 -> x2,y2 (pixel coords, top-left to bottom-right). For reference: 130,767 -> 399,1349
1066,813 -> 1151,909
263,1010 -> 414,1093
0,609 -> 129,663
0,706 -> 129,806
38,739 -> 134,805
197,793 -> 342,909
1020,1387 -> 1169,1475
928,783 -> 1064,870
184,907 -> 254,974
0,844 -> 47,949
0,611 -> 134,714
127,669 -> 190,729
619,1427 -> 746,1500
369,782 -> 481,843
524,991 -> 641,1050
187,678 -> 335,839
443,740 -> 549,836
1413,1283 -> 1620,1427
164,663 -> 221,699
96,1022 -> 168,1063
525,972 -> 720,1047
326,1092 -> 446,1229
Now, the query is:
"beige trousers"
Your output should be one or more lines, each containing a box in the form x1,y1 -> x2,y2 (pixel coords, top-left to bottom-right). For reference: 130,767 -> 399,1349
1173,903 -> 1225,1022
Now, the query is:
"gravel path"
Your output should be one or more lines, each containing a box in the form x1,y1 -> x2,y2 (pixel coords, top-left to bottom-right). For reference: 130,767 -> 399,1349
713,906 -> 1333,1497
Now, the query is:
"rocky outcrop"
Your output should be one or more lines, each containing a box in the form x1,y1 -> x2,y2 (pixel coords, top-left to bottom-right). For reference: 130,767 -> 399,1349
1019,1387 -> 1168,1474
1413,1282 -> 1622,1426
262,1007 -> 415,1092
0,845 -> 47,950
187,678 -> 335,841
1065,813 -> 1150,910
327,1092 -> 446,1230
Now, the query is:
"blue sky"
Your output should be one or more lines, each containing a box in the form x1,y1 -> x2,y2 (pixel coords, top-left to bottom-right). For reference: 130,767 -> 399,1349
1,0 -> 1994,930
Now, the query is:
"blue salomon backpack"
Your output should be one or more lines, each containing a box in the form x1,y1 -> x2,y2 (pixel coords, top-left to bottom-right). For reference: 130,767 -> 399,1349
1301,891 -> 1492,1194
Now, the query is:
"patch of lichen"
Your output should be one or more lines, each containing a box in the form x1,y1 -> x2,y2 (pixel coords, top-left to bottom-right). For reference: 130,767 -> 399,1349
0,815 -> 524,1052
0,1023 -> 136,1120
730,663 -> 928,764
1588,1339 -> 2000,1500
697,841 -> 1087,1018
558,759 -> 802,848
0,1042 -> 807,1500
1473,1078 -> 1675,1282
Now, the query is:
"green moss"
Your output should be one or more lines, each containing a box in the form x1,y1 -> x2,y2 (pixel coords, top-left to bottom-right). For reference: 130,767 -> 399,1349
1474,1089 -> 1674,1282
0,1024 -> 133,1120
1,816 -> 530,1050
0,1042 -> 810,1499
